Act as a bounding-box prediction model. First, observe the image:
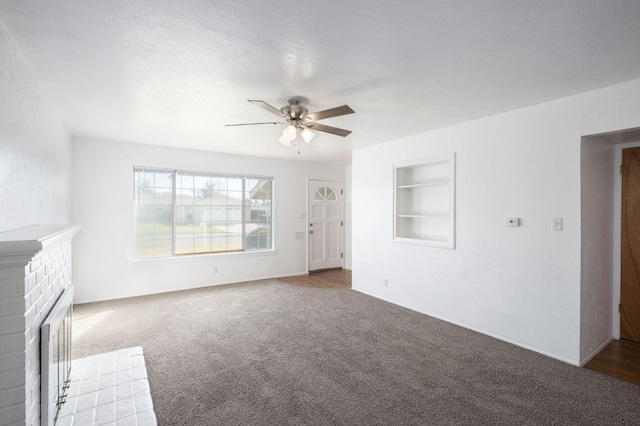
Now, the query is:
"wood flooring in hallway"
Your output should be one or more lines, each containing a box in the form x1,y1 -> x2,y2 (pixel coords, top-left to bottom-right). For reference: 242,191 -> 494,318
280,269 -> 351,289
585,339 -> 640,386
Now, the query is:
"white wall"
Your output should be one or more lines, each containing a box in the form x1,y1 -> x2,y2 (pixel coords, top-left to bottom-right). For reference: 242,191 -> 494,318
580,135 -> 615,362
352,78 -> 640,366
71,137 -> 344,303
0,19 -> 71,232
344,165 -> 352,270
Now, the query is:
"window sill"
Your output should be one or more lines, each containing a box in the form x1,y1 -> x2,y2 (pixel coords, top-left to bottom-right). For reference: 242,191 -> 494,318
130,249 -> 278,263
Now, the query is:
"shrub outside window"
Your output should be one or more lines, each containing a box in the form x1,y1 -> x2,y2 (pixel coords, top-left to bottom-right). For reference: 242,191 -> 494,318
134,167 -> 273,259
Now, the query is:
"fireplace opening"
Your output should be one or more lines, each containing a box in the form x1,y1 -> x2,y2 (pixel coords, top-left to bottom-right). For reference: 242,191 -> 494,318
40,285 -> 74,426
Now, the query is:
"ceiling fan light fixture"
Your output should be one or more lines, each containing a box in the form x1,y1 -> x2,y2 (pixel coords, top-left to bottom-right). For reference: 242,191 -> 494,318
278,133 -> 292,146
281,127 -> 296,140
301,127 -> 315,144
285,124 -> 297,137
227,99 -> 355,149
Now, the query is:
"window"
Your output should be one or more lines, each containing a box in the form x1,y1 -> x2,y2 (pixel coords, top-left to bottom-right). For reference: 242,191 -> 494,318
314,186 -> 336,201
133,167 -> 273,259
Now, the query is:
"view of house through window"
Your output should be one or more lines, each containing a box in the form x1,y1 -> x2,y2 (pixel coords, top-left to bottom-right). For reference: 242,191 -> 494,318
134,167 -> 273,259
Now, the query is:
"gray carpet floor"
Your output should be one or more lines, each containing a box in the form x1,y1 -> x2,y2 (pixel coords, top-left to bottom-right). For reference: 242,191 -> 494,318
73,279 -> 640,425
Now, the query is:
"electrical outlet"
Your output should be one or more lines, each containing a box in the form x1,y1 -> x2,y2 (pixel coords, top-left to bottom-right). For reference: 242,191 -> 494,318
212,266 -> 218,274
383,279 -> 388,287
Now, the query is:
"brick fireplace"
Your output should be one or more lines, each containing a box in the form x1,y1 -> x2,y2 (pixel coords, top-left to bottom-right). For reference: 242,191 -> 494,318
0,225 -> 80,426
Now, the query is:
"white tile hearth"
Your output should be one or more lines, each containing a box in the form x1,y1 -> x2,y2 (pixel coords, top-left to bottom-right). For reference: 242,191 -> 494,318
57,347 -> 157,426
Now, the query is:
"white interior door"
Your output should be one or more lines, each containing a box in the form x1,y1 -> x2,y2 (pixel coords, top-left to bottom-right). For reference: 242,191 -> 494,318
308,180 -> 343,272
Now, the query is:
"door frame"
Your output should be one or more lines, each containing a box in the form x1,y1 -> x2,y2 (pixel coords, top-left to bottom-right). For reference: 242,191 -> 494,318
580,128 -> 640,365
306,178 -> 344,273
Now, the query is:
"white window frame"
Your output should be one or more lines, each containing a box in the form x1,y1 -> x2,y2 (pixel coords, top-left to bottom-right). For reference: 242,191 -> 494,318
133,166 -> 274,259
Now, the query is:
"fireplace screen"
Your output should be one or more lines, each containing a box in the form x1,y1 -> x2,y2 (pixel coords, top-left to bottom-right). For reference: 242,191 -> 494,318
41,286 -> 74,426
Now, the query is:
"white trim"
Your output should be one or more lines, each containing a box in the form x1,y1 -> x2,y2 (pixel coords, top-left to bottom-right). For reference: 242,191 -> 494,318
392,153 -> 456,249
132,167 -> 274,260
130,248 -> 278,263
133,165 -> 273,181
352,288 -> 580,366
0,224 -> 81,267
579,337 -> 614,367
41,285 -> 74,426
76,271 -> 308,304
275,271 -> 310,279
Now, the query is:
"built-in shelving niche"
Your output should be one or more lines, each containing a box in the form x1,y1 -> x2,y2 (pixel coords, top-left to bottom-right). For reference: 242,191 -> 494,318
393,153 -> 455,248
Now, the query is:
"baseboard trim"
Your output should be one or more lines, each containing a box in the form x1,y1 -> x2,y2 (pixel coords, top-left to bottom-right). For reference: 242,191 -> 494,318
273,271 -> 309,279
309,267 -> 343,274
579,337 -> 614,367
75,272 -> 310,304
351,287 -> 581,366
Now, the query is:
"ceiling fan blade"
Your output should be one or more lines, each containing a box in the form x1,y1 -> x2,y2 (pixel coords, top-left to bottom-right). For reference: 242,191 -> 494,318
306,122 -> 352,137
248,100 -> 288,118
306,105 -> 354,121
225,122 -> 282,127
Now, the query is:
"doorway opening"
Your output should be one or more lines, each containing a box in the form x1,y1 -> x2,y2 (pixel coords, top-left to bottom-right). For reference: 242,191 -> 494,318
580,127 -> 640,368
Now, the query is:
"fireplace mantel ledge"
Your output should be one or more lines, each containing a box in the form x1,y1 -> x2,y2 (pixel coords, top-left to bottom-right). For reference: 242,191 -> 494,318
0,224 -> 81,267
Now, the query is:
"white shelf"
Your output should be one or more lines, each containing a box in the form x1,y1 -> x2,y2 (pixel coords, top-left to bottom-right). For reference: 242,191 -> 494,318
393,154 -> 455,248
396,214 -> 448,218
396,180 -> 449,189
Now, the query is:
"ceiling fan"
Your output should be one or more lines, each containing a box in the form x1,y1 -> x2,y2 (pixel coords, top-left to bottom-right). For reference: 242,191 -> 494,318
226,98 -> 355,146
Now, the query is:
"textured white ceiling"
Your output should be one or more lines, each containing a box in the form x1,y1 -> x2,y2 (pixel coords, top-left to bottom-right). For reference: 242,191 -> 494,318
2,1 -> 640,164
